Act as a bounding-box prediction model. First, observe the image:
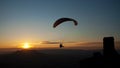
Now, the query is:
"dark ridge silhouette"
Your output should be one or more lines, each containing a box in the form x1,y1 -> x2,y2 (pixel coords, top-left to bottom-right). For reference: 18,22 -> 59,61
0,49 -> 82,68
0,50 -> 49,68
0,37 -> 120,68
80,37 -> 120,68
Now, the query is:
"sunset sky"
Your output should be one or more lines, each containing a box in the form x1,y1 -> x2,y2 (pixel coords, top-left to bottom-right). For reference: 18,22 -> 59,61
0,0 -> 120,49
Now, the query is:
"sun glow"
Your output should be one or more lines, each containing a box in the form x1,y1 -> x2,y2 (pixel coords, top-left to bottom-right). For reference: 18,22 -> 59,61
22,43 -> 31,49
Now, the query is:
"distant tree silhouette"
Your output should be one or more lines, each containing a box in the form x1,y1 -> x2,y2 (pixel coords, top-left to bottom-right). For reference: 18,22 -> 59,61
80,37 -> 120,68
103,37 -> 119,57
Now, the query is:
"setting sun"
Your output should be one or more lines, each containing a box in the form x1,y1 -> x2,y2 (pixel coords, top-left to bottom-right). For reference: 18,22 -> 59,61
22,43 -> 31,49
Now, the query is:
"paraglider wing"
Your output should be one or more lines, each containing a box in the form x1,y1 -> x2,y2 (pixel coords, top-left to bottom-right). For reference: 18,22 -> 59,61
53,18 -> 78,28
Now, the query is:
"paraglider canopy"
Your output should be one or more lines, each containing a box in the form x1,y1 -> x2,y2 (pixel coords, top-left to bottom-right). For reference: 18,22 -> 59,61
53,18 -> 78,28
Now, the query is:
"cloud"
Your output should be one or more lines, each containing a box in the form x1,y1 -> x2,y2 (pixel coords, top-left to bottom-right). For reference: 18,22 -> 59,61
76,42 -> 102,45
64,41 -> 77,43
40,41 -> 77,44
41,41 -> 60,44
73,41 -> 120,49
75,41 -> 120,46
74,42 -> 103,49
